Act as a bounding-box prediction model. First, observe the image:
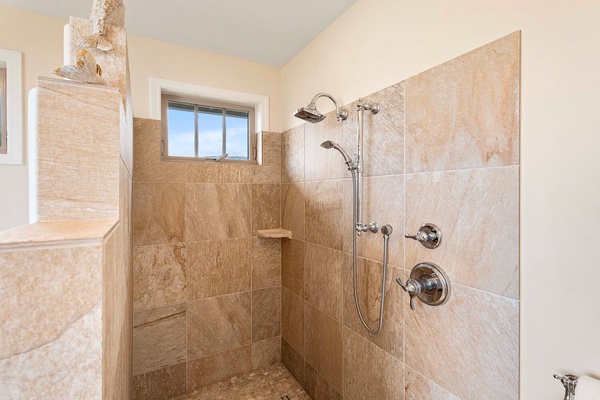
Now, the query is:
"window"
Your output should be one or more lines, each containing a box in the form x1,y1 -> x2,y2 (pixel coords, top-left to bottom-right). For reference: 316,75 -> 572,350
0,67 -> 6,154
161,94 -> 256,162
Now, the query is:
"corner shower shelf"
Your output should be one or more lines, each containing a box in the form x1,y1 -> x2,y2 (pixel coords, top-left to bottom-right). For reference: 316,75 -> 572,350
257,228 -> 292,239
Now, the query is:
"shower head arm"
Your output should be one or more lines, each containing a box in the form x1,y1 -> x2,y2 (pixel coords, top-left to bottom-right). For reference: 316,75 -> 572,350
310,93 -> 348,121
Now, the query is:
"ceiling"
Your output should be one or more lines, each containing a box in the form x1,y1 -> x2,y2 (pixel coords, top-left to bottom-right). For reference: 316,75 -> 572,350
0,0 -> 358,67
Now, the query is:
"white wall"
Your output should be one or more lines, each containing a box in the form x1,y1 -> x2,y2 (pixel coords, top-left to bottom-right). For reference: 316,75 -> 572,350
0,4 -> 281,231
281,0 -> 600,398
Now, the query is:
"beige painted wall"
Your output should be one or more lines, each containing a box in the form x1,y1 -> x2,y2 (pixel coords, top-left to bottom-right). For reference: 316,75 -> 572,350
280,0 -> 600,398
0,4 -> 281,231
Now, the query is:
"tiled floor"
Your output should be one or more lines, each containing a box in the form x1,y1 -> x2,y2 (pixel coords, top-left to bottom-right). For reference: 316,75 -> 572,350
176,363 -> 311,400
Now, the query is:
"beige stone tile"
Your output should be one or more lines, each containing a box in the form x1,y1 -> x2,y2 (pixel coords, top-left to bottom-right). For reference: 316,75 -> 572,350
186,183 -> 252,241
282,287 -> 305,357
342,175 -> 404,266
281,182 -> 305,240
342,82 -> 405,177
0,302 -> 102,398
405,32 -> 520,172
133,182 -> 185,246
133,118 -> 186,183
35,78 -> 120,221
252,237 -> 281,289
343,262 -> 404,359
133,362 -> 186,400
254,131 -> 281,183
343,327 -> 404,400
252,336 -> 281,370
304,243 -> 344,322
405,166 -> 519,298
282,338 -> 306,387
222,164 -> 254,183
186,163 -> 223,183
187,292 -> 252,359
252,183 -> 281,235
133,243 -> 186,311
405,283 -> 518,399
187,345 -> 252,390
282,124 -> 305,183
0,220 -> 115,247
305,180 -> 344,250
187,238 -> 251,299
304,303 -> 343,394
133,304 -> 186,376
304,110 -> 348,181
304,362 -> 343,400
282,239 -> 304,297
0,245 -> 102,360
252,287 -> 281,342
405,367 -> 460,400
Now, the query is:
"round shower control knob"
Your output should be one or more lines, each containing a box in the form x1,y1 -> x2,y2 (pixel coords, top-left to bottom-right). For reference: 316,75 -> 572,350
396,262 -> 451,310
405,223 -> 443,249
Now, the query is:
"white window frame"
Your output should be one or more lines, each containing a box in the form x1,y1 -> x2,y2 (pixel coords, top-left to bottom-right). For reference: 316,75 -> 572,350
0,48 -> 23,165
149,77 -> 269,164
161,94 -> 256,163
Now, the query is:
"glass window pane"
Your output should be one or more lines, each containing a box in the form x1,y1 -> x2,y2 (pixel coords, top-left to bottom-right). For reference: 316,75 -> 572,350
226,110 -> 249,160
198,106 -> 224,159
167,101 -> 195,157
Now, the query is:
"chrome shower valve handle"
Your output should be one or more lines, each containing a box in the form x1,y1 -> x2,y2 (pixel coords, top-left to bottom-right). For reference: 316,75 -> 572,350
396,262 -> 451,310
405,223 -> 443,249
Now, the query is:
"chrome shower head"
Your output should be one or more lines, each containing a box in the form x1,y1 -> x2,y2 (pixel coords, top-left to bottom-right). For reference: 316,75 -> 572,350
293,103 -> 325,123
320,140 -> 352,164
293,93 -> 348,123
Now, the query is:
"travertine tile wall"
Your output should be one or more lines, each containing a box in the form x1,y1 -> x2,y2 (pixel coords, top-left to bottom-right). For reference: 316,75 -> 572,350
281,32 -> 520,400
132,120 -> 283,399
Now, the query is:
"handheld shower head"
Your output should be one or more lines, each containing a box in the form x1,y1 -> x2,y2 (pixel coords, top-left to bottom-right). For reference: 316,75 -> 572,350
321,140 -> 353,165
293,93 -> 348,123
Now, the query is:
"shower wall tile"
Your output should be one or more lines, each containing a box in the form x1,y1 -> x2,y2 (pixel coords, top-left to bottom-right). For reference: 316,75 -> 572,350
405,166 -> 519,299
186,292 -> 252,359
253,131 -> 282,183
187,238 -> 251,299
305,180 -> 344,251
133,304 -> 186,376
343,328 -> 405,400
304,303 -> 343,394
252,287 -> 281,342
304,362 -> 343,400
281,182 -> 306,240
405,32 -> 520,173
252,183 -> 281,235
343,262 -> 404,360
133,183 -> 185,246
252,237 -> 281,290
342,175 -> 404,266
304,243 -> 345,322
405,367 -> 460,400
187,345 -> 252,391
282,287 -> 305,356
186,183 -> 252,241
405,283 -> 519,399
342,81 -> 405,177
282,338 -> 306,387
185,163 -> 223,183
133,362 -> 186,400
304,111 -> 346,181
282,125 -> 305,182
252,336 -> 281,370
133,118 -> 186,183
133,243 -> 187,311
282,239 -> 305,297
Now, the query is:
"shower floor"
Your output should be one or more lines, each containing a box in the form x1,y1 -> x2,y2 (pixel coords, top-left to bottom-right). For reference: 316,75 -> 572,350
175,363 -> 310,400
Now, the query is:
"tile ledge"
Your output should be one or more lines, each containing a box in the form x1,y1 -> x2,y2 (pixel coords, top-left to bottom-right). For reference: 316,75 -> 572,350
257,228 -> 292,239
0,219 -> 118,249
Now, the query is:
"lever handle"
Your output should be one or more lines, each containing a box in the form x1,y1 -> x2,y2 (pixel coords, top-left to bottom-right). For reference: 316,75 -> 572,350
396,277 -> 419,310
405,223 -> 443,249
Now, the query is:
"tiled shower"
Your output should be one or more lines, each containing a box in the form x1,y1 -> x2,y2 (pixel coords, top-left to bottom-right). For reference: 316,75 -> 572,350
132,32 -> 520,399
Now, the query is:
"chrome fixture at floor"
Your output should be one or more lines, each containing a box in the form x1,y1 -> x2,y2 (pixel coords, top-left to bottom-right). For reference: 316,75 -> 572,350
295,94 -> 388,335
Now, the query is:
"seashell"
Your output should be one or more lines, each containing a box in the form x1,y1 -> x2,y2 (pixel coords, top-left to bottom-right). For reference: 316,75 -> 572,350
52,49 -> 107,85
77,0 -> 125,52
